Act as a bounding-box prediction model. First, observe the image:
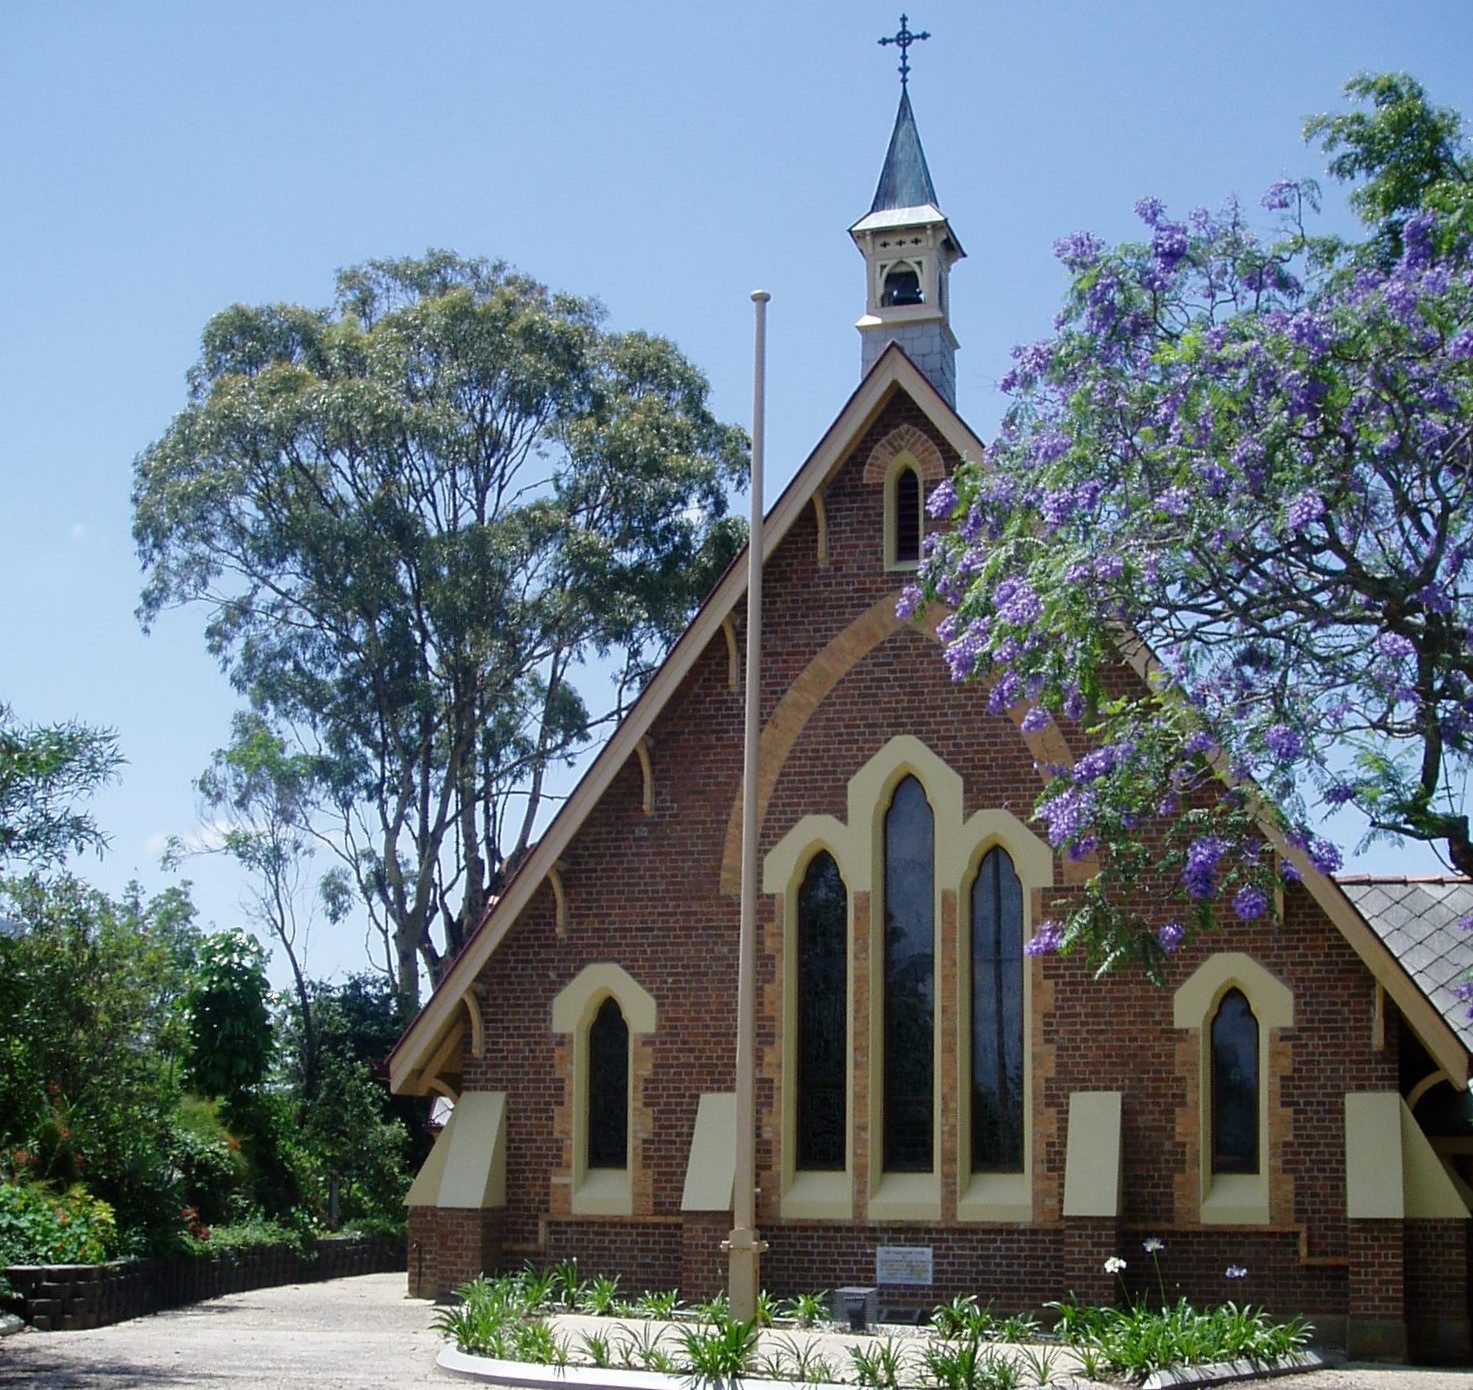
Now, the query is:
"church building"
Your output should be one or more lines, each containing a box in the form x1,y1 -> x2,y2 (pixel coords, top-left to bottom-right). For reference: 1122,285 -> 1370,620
390,53 -> 1473,1364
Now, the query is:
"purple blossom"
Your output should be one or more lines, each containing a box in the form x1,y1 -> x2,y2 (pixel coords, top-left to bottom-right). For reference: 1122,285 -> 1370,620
896,585 -> 923,621
1323,782 -> 1357,807
1183,730 -> 1217,757
943,621 -> 991,683
987,670 -> 1022,714
1134,196 -> 1166,228
1261,179 -> 1298,211
1054,230 -> 1106,270
1157,920 -> 1186,953
1063,686 -> 1086,722
1041,488 -> 1079,528
926,478 -> 959,519
1263,724 -> 1304,761
1074,742 -> 1134,784
1233,884 -> 1270,922
1184,835 -> 1230,900
1094,552 -> 1124,580
1402,210 -> 1436,272
1024,920 -> 1065,955
1152,222 -> 1189,273
1032,429 -> 1072,466
1021,707 -> 1051,734
1157,486 -> 1191,518
995,577 -> 1043,627
1194,460 -> 1230,496
1308,837 -> 1343,875
1286,491 -> 1324,529
1036,786 -> 1098,849
1374,631 -> 1416,661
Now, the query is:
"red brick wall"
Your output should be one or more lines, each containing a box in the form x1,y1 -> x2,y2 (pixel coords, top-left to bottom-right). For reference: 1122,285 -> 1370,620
447,391 -> 1441,1346
543,1220 -> 681,1294
408,1207 -> 504,1298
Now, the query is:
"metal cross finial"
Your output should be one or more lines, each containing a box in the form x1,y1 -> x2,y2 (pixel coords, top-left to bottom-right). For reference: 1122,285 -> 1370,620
878,14 -> 929,89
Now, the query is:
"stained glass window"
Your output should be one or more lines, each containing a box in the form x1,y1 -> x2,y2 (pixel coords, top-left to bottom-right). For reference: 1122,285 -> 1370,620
970,847 -> 1024,1172
1211,989 -> 1259,1175
588,996 -> 629,1169
796,851 -> 847,1170
884,775 -> 934,1171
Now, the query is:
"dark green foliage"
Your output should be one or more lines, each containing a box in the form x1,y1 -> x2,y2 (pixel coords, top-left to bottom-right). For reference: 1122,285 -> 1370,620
166,1097 -> 251,1225
184,929 -> 273,1105
0,704 -> 122,870
274,972 -> 423,1220
0,1181 -> 118,1265
0,874 -> 201,1248
1306,72 -> 1473,262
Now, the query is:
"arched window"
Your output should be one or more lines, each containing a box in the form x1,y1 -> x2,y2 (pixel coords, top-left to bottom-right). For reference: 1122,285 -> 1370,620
587,996 -> 629,1170
1211,989 -> 1259,1175
884,775 -> 935,1171
893,467 -> 921,565
796,851 -> 847,1170
970,847 -> 1024,1172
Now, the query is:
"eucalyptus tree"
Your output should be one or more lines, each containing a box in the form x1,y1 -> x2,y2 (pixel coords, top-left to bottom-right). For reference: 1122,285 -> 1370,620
135,252 -> 747,1002
0,703 -> 121,870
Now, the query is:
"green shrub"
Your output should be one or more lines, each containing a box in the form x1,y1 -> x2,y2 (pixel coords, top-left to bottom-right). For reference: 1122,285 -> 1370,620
168,1097 -> 250,1225
679,1310 -> 757,1381
196,1210 -> 318,1258
1052,1296 -> 1312,1377
780,1290 -> 828,1328
0,1181 -> 118,1265
849,1336 -> 910,1389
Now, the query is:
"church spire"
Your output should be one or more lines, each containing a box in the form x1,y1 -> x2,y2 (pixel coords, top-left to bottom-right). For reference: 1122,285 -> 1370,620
869,88 -> 939,215
850,16 -> 965,406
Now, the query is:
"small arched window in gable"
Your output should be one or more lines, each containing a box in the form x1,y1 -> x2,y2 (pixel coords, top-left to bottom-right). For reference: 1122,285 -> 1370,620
970,847 -> 1025,1173
796,850 -> 847,1171
1211,989 -> 1259,1175
892,466 -> 922,567
881,262 -> 925,307
587,996 -> 629,1169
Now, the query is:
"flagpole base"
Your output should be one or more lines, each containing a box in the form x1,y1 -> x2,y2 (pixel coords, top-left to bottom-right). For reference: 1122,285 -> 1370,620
721,1226 -> 769,1319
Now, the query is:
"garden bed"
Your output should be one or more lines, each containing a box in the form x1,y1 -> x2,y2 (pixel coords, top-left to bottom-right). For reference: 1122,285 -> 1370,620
3,1230 -> 405,1331
430,1268 -> 1319,1389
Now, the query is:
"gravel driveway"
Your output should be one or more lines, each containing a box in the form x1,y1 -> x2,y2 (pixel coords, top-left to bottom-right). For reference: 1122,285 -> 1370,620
2,1272 -> 1472,1390
0,1272 -> 445,1387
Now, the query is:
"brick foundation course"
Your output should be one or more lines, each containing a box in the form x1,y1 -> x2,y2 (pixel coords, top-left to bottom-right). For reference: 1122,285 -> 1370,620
5,1232 -> 405,1331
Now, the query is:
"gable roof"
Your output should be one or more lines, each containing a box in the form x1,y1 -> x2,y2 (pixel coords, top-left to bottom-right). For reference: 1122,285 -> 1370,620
389,344 -> 982,1093
391,346 -> 1473,1097
1339,876 -> 1473,1055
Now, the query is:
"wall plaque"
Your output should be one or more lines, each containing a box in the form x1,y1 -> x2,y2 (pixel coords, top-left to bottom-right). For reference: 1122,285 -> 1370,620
875,1245 -> 932,1286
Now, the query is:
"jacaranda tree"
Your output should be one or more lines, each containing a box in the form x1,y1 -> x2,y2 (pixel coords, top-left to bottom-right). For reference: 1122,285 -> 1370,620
911,74 -> 1473,974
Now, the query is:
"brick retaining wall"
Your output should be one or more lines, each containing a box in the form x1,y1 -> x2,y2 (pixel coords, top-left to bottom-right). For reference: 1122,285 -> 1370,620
4,1232 -> 405,1330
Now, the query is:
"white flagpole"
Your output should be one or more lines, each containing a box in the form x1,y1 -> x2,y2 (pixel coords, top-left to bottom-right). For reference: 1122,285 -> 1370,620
727,289 -> 770,1318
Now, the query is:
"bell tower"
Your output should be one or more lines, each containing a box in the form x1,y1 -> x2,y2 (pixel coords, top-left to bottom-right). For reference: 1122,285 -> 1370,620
849,16 -> 965,405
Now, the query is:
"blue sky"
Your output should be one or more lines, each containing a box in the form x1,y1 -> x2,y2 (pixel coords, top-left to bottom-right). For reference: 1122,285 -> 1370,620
3,2 -> 1471,985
